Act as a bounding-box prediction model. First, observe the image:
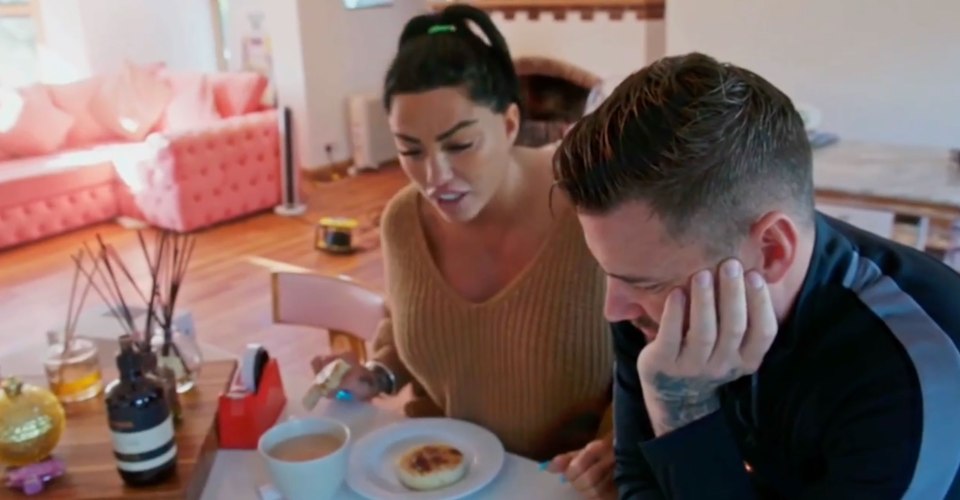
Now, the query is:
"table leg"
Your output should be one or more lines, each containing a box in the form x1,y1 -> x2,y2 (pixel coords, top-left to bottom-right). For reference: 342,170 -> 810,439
945,218 -> 960,271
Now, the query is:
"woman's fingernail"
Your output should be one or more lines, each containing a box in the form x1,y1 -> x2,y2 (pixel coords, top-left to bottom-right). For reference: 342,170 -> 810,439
335,390 -> 353,401
722,259 -> 742,278
747,272 -> 765,289
695,270 -> 712,288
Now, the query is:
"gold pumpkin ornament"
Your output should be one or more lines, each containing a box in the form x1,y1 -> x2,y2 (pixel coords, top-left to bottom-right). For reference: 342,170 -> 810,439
0,377 -> 66,467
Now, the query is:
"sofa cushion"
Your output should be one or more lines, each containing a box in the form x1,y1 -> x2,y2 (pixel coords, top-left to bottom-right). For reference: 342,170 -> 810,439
210,72 -> 269,117
90,61 -> 172,141
157,73 -> 221,132
47,77 -> 121,148
0,85 -> 75,157
0,152 -> 116,209
0,152 -> 119,249
0,142 -> 158,188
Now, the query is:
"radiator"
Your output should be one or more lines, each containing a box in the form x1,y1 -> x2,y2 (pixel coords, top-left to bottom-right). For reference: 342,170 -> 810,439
348,94 -> 397,170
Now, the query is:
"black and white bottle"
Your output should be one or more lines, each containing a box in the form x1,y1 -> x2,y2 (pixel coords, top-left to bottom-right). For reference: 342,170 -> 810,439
105,335 -> 178,486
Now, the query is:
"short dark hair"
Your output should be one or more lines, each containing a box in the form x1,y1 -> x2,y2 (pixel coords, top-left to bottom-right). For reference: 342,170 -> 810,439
554,52 -> 813,254
383,5 -> 520,114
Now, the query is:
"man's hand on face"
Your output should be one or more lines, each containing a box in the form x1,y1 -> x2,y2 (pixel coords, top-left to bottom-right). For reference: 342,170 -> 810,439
637,259 -> 778,437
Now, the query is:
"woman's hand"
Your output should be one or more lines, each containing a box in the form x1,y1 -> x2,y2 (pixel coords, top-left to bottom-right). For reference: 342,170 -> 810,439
309,352 -> 381,402
545,435 -> 617,499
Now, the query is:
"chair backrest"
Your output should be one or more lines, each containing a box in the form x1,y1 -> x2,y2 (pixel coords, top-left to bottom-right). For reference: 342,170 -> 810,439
270,271 -> 387,342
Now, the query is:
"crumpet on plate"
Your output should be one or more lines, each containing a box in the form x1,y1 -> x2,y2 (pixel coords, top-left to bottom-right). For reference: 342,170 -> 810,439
394,443 -> 468,491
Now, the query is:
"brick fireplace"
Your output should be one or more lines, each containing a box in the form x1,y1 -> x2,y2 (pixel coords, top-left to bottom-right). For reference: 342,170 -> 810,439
514,56 -> 602,147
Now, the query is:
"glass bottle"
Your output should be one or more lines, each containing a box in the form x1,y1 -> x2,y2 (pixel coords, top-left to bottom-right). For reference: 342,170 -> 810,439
105,335 -> 178,487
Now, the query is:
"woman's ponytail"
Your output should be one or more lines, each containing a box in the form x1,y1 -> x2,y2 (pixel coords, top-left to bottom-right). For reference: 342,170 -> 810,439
440,5 -> 520,107
383,5 -> 521,113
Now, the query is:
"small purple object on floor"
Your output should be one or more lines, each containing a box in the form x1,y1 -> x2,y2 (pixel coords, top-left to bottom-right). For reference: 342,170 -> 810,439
4,457 -> 66,495
335,389 -> 353,402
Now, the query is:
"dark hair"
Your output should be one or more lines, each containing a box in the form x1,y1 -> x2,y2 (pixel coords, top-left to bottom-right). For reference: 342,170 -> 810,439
553,52 -> 813,254
382,5 -> 520,114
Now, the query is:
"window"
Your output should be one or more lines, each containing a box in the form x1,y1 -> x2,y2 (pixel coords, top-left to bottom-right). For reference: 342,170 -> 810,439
0,0 -> 41,88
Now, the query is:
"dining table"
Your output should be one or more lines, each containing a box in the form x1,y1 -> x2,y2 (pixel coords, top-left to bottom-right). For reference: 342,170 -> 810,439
201,392 -> 583,499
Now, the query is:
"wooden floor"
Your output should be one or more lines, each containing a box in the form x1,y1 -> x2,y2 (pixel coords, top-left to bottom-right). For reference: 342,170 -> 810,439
0,166 -> 409,393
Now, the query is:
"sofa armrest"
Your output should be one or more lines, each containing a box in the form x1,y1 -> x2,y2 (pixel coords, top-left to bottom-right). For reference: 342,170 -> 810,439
116,109 -> 282,231
145,109 -> 280,185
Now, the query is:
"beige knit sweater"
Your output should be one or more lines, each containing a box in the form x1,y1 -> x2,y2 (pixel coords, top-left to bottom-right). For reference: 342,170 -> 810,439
372,185 -> 613,460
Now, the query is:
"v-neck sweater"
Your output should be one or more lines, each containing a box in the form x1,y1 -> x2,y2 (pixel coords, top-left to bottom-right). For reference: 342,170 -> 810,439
372,184 -> 614,460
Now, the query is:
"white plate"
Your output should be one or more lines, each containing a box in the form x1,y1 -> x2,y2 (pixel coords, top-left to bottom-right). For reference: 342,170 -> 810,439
346,418 -> 505,500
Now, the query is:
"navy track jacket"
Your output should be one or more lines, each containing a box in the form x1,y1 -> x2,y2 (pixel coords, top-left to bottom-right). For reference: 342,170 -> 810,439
613,213 -> 960,499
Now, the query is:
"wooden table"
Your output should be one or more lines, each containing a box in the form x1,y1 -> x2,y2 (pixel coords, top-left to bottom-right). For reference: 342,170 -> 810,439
813,141 -> 960,248
2,336 -> 236,499
14,360 -> 235,500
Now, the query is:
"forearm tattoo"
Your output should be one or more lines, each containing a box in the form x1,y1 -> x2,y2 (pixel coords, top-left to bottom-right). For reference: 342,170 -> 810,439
648,372 -> 723,435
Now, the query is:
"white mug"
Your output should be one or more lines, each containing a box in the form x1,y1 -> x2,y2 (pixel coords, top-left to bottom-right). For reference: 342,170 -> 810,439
258,417 -> 351,500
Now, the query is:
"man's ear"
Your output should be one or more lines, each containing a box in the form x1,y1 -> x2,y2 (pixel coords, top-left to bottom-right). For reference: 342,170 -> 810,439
750,211 -> 799,285
504,102 -> 521,144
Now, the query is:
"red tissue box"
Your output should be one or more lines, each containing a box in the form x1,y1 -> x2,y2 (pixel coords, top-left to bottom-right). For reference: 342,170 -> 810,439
217,358 -> 287,449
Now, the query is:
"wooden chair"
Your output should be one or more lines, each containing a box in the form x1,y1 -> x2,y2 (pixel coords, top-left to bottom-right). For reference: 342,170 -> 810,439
818,203 -> 930,250
270,271 -> 388,363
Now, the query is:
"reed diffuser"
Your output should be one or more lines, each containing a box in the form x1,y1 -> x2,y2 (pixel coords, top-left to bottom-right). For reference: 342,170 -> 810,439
70,231 -> 201,395
138,231 -> 202,393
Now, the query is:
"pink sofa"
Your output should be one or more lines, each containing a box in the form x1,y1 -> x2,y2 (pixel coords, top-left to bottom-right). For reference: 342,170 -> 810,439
0,62 -> 281,250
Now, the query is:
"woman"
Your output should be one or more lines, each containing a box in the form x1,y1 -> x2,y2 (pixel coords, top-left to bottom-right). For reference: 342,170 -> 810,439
312,5 -> 615,497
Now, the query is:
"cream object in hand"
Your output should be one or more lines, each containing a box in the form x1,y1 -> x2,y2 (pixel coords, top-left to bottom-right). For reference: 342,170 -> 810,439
394,443 -> 468,491
302,359 -> 352,410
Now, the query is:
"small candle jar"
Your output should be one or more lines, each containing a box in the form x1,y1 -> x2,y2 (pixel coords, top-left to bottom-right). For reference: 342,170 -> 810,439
43,333 -> 103,403
315,217 -> 359,254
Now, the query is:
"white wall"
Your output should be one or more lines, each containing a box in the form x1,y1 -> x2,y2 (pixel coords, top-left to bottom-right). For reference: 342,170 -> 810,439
36,0 -> 89,83
222,0 -> 270,72
38,0 -> 219,78
263,0 -> 310,169
666,0 -> 960,148
80,0 -> 219,74
266,0 -> 425,169
266,3 -> 666,170
493,12 -> 665,86
262,3 -> 668,170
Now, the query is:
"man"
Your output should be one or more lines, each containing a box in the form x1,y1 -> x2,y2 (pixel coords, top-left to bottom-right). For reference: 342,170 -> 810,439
552,52 -> 960,499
